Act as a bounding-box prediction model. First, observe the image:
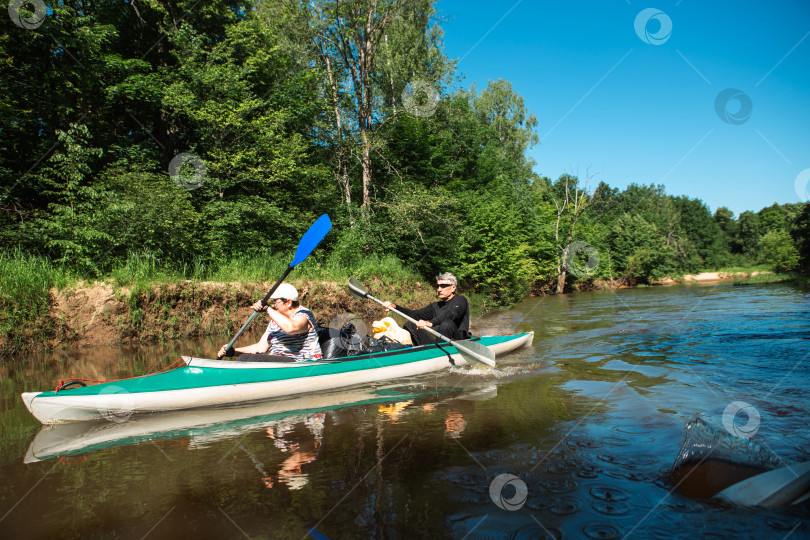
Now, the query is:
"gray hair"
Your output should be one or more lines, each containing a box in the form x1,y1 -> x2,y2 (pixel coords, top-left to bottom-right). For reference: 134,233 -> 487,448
435,272 -> 457,287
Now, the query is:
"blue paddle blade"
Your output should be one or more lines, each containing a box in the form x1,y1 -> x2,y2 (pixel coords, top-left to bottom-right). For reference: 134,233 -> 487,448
291,214 -> 332,267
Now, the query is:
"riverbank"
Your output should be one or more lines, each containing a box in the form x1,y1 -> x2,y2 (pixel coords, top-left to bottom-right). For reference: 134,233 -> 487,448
2,250 -> 802,354
0,249 -> 444,355
553,268 -> 804,295
655,270 -> 775,285
0,278 -> 443,356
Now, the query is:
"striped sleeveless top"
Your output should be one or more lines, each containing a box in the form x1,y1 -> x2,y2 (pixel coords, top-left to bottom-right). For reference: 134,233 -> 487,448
262,307 -> 323,361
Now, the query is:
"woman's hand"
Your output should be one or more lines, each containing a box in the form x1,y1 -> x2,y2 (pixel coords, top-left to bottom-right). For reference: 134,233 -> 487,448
252,300 -> 266,312
382,301 -> 396,311
217,344 -> 229,358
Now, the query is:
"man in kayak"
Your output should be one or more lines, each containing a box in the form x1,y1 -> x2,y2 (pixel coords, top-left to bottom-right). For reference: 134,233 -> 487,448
382,272 -> 471,346
217,283 -> 323,362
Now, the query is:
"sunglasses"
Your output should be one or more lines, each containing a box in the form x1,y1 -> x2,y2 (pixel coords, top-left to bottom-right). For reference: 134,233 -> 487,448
436,283 -> 453,289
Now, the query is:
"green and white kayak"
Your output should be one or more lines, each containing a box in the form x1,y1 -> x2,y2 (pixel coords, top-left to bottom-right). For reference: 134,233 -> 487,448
24,385 -> 420,463
22,333 -> 533,425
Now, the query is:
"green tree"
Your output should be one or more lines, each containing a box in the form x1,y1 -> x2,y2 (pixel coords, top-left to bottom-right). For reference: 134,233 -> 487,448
608,213 -> 675,282
160,17 -> 329,258
759,229 -> 799,272
457,193 -> 537,305
791,203 -> 810,270
603,184 -> 699,271
35,124 -> 107,273
736,211 -> 762,260
714,206 -> 737,253
374,79 -> 542,291
1,0 -> 258,266
274,0 -> 450,211
372,184 -> 462,278
94,166 -> 202,264
673,196 -> 726,269
471,79 -> 539,181
759,203 -> 788,232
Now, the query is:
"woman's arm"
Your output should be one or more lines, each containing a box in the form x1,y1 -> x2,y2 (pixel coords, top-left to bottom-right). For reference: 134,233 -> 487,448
268,309 -> 310,335
218,339 -> 270,358
236,340 -> 271,354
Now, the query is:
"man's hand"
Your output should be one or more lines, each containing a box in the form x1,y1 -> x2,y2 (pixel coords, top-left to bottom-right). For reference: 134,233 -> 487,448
416,320 -> 432,330
217,344 -> 229,358
382,301 -> 396,311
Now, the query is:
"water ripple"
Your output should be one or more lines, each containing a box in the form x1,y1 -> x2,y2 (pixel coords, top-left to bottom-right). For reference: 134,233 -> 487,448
581,523 -> 621,539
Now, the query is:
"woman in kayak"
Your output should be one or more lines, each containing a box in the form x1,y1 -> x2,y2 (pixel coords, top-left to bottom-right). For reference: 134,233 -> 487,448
382,272 -> 471,346
217,283 -> 323,362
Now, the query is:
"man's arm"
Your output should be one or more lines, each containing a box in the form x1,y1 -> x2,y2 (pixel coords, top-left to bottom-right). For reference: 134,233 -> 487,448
386,302 -> 437,321
429,296 -> 469,326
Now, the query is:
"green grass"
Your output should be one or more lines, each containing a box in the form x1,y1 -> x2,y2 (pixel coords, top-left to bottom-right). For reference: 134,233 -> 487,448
732,272 -> 800,285
715,263 -> 772,275
208,253 -> 290,283
302,252 -> 421,283
2,248 -> 423,314
110,250 -> 187,287
0,248 -> 73,346
106,248 -> 421,286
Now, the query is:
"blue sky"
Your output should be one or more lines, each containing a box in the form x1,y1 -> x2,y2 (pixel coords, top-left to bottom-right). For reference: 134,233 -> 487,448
436,0 -> 810,216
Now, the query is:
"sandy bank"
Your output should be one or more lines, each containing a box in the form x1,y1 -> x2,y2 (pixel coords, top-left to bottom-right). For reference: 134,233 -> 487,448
655,271 -> 773,285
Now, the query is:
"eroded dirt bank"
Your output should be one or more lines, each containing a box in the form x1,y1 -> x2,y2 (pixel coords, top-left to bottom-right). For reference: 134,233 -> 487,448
15,278 -> 440,352
5,271 -> 780,353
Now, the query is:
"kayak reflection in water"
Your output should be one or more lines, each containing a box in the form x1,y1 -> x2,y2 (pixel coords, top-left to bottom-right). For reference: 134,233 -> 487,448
263,413 -> 325,490
217,283 -> 323,362
382,272 -> 471,346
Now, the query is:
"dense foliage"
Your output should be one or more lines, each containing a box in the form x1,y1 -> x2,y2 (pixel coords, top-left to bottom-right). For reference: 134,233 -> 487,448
2,0 -> 808,306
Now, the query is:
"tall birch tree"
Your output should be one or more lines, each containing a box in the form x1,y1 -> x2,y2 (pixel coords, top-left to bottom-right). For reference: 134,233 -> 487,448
275,0 -> 450,211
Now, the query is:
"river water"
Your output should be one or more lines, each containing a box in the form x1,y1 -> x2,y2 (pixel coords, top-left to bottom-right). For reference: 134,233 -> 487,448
1,282 -> 809,539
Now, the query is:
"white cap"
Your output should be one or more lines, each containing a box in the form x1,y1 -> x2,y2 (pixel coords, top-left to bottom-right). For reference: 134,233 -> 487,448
270,283 -> 299,301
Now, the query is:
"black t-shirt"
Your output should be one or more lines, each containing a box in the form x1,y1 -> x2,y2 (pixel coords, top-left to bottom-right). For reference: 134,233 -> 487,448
397,295 -> 470,337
